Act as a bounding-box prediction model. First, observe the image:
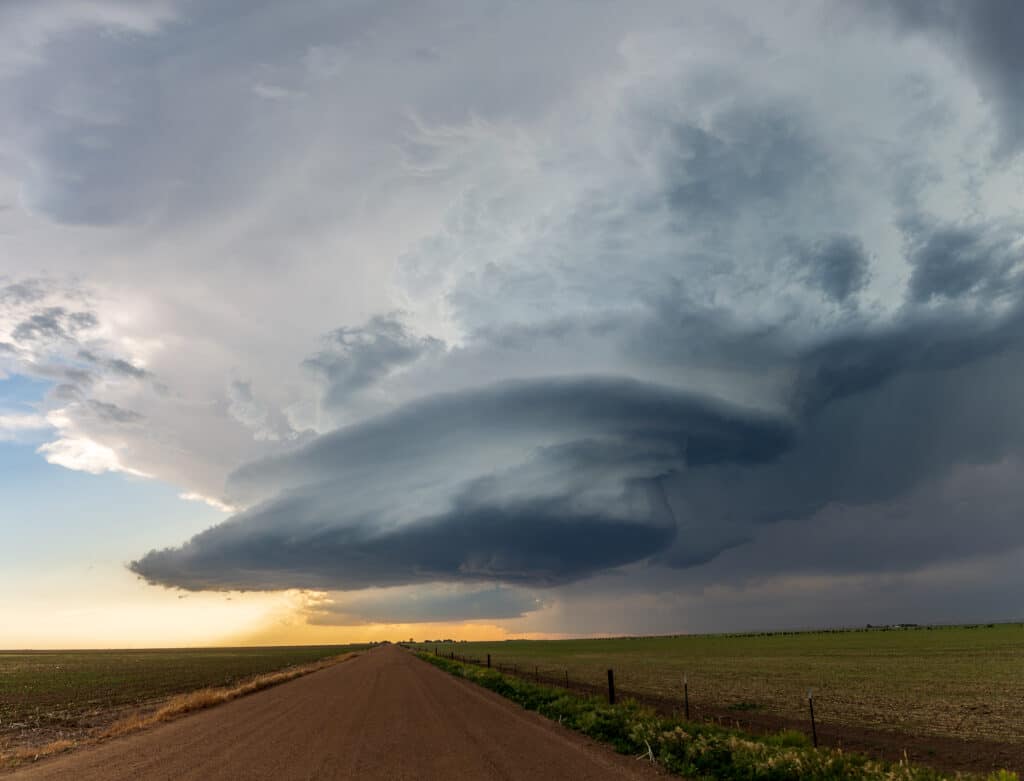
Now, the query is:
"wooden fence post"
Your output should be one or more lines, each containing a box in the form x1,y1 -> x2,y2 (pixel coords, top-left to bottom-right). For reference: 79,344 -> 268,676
808,688 -> 818,747
487,654 -> 491,668
684,674 -> 690,720
607,669 -> 616,704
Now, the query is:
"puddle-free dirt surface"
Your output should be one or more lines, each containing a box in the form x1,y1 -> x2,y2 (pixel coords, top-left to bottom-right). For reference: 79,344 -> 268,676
8,645 -> 664,780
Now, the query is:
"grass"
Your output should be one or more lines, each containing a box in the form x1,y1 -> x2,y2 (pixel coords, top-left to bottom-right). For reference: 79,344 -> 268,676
417,624 -> 1024,744
0,644 -> 365,768
100,652 -> 356,735
418,652 -> 1018,781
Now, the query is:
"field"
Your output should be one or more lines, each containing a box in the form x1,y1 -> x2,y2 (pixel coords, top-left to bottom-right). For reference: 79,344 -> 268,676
418,653 -> 1018,781
0,645 -> 363,761
418,624 -> 1024,747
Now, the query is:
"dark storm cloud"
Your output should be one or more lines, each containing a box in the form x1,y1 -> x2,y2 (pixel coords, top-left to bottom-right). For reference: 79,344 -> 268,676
308,587 -> 541,625
791,216 -> 1024,413
711,467 -> 1024,581
904,220 -> 1022,303
872,0 -> 1024,155
130,205 -> 1024,597
798,235 -> 871,302
130,377 -> 793,590
792,300 -> 1023,417
793,316 -> 988,414
73,0 -> 1019,611
652,296 -> 1024,574
663,105 -> 827,228
554,455 -> 1024,634
304,313 -> 444,408
227,377 -> 793,506
132,492 -> 676,592
668,347 -> 1024,556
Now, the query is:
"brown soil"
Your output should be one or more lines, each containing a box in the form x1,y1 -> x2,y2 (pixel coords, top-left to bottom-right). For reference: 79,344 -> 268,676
0,654 -> 353,767
6,645 -> 665,780
490,663 -> 1024,775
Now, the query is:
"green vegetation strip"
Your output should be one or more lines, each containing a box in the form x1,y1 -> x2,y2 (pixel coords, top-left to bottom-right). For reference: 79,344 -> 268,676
419,625 -> 1024,743
417,653 -> 1018,781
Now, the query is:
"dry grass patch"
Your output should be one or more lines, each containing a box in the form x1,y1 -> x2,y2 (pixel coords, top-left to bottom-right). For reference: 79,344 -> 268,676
3,739 -> 77,766
104,654 -> 354,736
0,652 -> 356,770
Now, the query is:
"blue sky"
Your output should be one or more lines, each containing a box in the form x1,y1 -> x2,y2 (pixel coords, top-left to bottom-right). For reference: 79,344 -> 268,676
0,423 -> 218,573
0,371 -> 262,647
2,0 -> 1024,647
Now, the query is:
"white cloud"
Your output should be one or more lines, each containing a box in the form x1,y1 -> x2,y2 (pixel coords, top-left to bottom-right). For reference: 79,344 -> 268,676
37,435 -> 149,477
0,411 -> 50,440
178,492 -> 234,513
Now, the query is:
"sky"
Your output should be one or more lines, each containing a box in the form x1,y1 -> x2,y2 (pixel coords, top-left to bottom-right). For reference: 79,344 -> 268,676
1,0 -> 1023,649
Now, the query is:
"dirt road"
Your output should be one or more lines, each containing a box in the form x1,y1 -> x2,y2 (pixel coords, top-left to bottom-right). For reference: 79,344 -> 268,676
9,645 -> 663,780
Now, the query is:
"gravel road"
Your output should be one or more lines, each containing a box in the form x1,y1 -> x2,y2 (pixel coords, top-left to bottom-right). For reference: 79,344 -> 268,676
9,644 -> 664,780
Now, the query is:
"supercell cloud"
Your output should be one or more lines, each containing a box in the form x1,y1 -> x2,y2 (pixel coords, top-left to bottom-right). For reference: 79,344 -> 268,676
131,378 -> 790,589
3,0 -> 1024,629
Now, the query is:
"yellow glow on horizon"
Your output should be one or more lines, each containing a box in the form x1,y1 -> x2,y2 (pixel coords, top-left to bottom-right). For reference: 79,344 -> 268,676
227,616 -> 560,647
0,589 -> 310,649
1,583 -> 561,649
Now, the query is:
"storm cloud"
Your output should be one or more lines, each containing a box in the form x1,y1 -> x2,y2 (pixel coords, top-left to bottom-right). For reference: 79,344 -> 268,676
797,235 -> 871,303
303,313 -> 445,410
904,220 -> 1022,303
307,586 -> 543,625
874,0 -> 1024,155
132,263 -> 1024,595
4,0 -> 1024,629
132,377 -> 791,590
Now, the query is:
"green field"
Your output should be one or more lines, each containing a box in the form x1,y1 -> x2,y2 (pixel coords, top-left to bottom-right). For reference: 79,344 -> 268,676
418,624 -> 1024,744
419,653 -> 1017,781
0,644 -> 363,750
